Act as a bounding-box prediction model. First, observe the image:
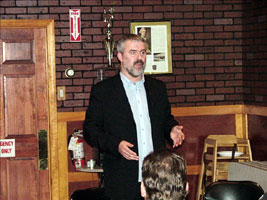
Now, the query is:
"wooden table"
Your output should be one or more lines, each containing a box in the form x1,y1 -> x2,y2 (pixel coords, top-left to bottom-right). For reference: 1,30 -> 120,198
76,166 -> 104,187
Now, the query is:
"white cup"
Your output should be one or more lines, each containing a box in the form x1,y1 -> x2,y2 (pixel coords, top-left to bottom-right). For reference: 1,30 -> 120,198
87,159 -> 96,169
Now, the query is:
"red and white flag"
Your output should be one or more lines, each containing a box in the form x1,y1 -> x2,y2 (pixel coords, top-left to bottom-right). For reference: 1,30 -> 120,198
70,9 -> 81,42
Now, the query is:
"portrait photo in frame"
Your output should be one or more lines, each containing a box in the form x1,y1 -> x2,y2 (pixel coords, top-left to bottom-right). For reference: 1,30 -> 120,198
130,21 -> 172,74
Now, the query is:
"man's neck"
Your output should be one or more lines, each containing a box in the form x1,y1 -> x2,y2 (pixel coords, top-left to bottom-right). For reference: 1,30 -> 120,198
121,71 -> 143,84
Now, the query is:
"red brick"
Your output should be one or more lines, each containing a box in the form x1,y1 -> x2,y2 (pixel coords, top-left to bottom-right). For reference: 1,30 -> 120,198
38,1 -> 59,6
28,7 -> 48,14
225,53 -> 242,60
62,57 -> 82,64
196,74 -> 214,81
214,32 -> 233,39
56,36 -> 71,43
205,53 -> 224,60
195,61 -> 214,67
82,14 -> 102,21
224,25 -> 242,31
61,43 -> 81,49
184,26 -> 203,32
93,49 -> 106,56
64,100 -> 84,107
56,50 -> 71,57
144,0 -> 162,5
205,40 -> 223,46
83,57 -> 104,63
195,19 -> 213,25
205,67 -> 224,74
175,47 -> 194,54
186,68 -> 204,74
60,0 -> 80,6
225,80 -> 243,87
174,33 -> 194,40
154,5 -> 174,12
194,5 -> 213,11
177,89 -> 195,95
206,81 -> 225,87
216,88 -> 235,94
5,8 -> 26,14
144,12 -> 163,19
216,74 -> 235,80
73,50 -> 92,57
174,19 -> 194,26
224,11 -> 243,18
214,46 -> 233,53
214,5 -> 233,11
186,95 -> 206,102
206,95 -> 224,101
50,7 -> 69,13
73,78 -> 93,85
215,60 -> 234,66
17,15 -> 37,19
204,12 -> 223,18
74,93 -> 90,99
81,0 -> 101,6
185,54 -> 204,61
0,1 -> 15,7
83,42 -> 102,49
16,0 -> 37,6
214,18 -> 233,25
186,82 -> 205,88
205,26 -> 223,32
174,5 -> 193,12
185,40 -> 203,46
184,0 -> 203,4
196,88 -> 214,95
184,12 -> 203,18
114,6 -> 133,12
195,47 -> 213,53
39,14 -> 59,20
133,6 -> 153,12
123,13 -> 143,20
167,82 -> 185,89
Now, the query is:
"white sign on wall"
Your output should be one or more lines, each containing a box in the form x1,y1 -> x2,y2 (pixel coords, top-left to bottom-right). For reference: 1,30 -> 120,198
0,139 -> 15,157
69,9 -> 81,42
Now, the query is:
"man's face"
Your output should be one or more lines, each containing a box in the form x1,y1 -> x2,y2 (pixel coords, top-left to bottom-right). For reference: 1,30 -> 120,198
118,40 -> 146,79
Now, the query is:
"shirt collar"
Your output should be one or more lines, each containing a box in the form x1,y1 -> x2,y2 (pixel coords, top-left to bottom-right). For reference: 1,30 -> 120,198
120,72 -> 145,88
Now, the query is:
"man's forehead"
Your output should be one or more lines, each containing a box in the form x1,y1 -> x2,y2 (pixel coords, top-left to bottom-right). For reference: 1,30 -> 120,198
124,40 -> 146,49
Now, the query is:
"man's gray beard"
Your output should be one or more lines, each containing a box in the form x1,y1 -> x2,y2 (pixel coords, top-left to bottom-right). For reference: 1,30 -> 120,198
124,62 -> 146,78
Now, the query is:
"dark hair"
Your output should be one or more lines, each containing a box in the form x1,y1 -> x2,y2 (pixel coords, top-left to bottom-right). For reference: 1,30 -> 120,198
117,34 -> 145,54
142,149 -> 187,200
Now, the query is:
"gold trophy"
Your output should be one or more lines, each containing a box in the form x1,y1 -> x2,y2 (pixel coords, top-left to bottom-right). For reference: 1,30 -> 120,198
103,7 -> 115,67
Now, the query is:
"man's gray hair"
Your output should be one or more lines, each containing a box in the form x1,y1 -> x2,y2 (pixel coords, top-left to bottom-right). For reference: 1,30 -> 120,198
117,34 -> 145,54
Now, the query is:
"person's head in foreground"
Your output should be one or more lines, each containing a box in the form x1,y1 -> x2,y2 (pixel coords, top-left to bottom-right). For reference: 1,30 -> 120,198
141,149 -> 188,200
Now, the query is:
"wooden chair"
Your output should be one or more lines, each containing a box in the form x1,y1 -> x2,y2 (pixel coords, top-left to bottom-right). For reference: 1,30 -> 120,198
196,135 -> 253,200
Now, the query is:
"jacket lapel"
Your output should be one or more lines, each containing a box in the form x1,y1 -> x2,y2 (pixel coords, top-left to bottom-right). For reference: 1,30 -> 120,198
112,74 -> 134,120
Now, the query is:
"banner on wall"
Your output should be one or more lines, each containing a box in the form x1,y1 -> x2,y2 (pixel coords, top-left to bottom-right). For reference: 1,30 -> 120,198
70,9 -> 81,42
0,139 -> 15,157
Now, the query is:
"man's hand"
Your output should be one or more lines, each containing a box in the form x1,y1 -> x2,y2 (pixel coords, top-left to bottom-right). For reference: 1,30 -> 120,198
118,140 -> 139,160
170,125 -> 185,148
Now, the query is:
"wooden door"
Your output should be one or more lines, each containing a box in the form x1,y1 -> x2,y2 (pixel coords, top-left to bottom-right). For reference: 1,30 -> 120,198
0,20 -> 58,200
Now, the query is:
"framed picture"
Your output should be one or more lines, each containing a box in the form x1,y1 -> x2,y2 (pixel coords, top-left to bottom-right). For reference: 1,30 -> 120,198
130,21 -> 172,74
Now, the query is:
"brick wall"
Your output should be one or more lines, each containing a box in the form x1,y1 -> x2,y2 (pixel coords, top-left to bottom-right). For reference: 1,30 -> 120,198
243,0 -> 267,105
1,0 -> 267,111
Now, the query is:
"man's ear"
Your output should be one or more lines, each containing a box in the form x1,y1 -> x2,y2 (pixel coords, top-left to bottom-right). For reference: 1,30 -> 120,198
117,52 -> 123,63
141,181 -> 147,198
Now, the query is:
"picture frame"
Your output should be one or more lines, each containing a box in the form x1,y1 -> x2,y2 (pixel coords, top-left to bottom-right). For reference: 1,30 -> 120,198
130,21 -> 172,74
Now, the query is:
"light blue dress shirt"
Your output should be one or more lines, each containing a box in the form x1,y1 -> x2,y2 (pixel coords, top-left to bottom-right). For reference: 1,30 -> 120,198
120,72 -> 154,182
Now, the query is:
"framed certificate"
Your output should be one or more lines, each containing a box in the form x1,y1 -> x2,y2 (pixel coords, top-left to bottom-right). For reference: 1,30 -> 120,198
130,21 -> 172,74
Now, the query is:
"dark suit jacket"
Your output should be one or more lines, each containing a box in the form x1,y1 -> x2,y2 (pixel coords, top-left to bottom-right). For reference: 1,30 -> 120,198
83,73 -> 178,200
